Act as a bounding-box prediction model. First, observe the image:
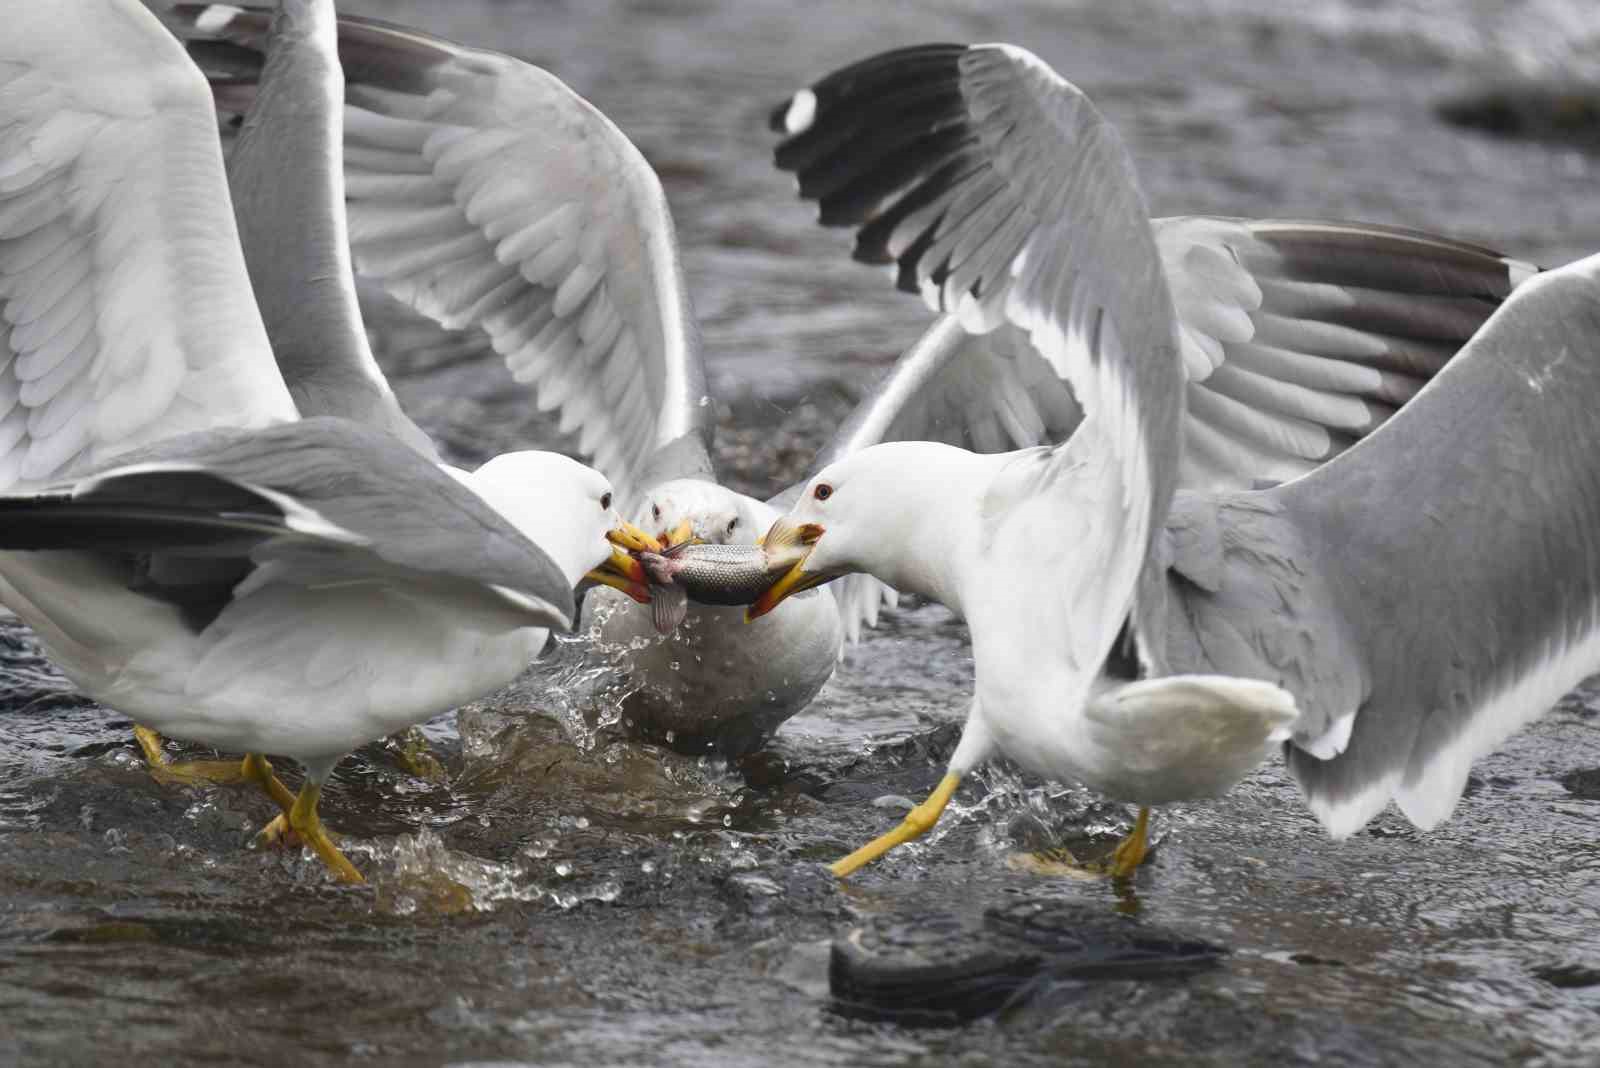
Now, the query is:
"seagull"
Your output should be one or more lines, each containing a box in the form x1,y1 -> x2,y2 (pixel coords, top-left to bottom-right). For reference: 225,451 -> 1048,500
167,11 -> 1531,759
0,0 -> 647,882
165,2 -> 853,757
747,43 -> 1592,878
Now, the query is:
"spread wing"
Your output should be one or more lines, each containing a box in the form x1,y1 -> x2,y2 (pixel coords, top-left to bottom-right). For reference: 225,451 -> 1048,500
778,42 -> 1186,685
771,43 -> 1530,642
172,4 -> 711,506
773,53 -> 1534,491
1165,218 -> 1533,488
0,417 -> 576,631
0,0 -> 295,491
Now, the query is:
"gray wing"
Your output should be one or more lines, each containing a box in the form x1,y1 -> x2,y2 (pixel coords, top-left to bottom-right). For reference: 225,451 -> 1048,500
10,416 -> 576,630
1167,253 -> 1600,837
774,57 -> 1535,489
220,0 -> 434,456
1167,218 -> 1535,488
172,4 -> 712,506
0,0 -> 296,491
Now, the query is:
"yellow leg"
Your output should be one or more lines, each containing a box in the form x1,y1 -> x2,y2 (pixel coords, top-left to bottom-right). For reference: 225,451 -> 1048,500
135,725 -> 246,786
1106,806 -> 1151,878
1005,808 -> 1154,880
284,781 -> 363,885
831,772 -> 962,878
133,725 -> 167,766
240,753 -> 297,816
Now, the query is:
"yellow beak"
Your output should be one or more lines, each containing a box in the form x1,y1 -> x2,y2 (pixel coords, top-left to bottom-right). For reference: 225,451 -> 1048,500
745,517 -> 827,621
606,521 -> 665,554
588,523 -> 659,603
661,518 -> 696,549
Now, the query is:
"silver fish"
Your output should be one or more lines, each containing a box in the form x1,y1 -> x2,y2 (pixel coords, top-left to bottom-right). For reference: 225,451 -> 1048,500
641,542 -> 786,613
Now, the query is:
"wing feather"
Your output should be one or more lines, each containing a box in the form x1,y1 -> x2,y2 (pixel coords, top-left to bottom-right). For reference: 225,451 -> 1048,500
0,1 -> 294,492
174,5 -> 711,506
777,57 -> 1535,496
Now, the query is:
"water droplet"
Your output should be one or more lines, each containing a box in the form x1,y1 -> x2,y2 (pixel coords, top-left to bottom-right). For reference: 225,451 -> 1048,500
574,816 -> 590,830
554,862 -> 573,877
641,859 -> 657,875
665,730 -> 676,743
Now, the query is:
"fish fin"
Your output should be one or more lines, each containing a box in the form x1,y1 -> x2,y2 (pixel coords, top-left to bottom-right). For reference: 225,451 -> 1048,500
651,584 -> 689,634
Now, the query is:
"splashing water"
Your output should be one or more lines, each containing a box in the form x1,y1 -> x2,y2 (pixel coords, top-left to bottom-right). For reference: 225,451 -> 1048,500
365,828 -> 623,916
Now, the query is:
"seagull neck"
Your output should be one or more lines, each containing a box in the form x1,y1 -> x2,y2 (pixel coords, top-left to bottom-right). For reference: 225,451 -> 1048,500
874,449 -> 1017,620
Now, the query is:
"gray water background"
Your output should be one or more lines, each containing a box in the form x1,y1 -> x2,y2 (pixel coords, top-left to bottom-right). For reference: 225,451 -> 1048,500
4,1 -> 1600,1064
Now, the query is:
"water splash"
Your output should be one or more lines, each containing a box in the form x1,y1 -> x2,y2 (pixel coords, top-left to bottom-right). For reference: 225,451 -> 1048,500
366,828 -> 624,916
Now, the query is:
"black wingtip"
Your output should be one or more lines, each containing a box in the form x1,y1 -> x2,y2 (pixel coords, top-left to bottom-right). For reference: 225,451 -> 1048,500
769,43 -> 971,155
771,43 -> 999,303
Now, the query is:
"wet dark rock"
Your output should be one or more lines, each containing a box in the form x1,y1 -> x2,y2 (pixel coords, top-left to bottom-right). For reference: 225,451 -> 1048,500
829,897 -> 1225,1024
1289,952 -> 1347,967
1461,772 -> 1518,798
44,920 -> 157,945
1559,767 -> 1600,799
737,749 -> 790,789
1436,82 -> 1600,153
1532,961 -> 1600,989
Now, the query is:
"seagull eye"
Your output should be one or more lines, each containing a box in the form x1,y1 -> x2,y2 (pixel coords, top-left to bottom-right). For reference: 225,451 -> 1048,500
814,483 -> 833,501
652,503 -> 661,520
600,492 -> 612,510
727,517 -> 738,534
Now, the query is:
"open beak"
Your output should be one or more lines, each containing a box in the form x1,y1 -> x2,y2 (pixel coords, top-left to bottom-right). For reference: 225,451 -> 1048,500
660,518 -> 695,549
588,522 -> 658,604
745,517 -> 827,621
607,521 -> 665,554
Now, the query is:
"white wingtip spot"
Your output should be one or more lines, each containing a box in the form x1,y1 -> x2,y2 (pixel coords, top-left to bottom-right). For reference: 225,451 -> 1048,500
784,89 -> 818,135
194,4 -> 244,32
1506,258 -> 1539,289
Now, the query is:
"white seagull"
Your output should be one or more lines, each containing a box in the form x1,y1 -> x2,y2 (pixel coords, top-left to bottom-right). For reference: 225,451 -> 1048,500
748,43 -> 1593,878
167,2 -> 849,757
168,10 -> 1531,761
0,0 -> 646,882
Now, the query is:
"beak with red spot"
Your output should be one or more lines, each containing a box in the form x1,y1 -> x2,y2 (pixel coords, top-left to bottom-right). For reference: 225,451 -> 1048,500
746,517 -> 828,621
586,521 -> 659,604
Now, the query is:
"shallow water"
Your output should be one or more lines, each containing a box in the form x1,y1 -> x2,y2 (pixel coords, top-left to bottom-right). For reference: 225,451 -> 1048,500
5,1 -> 1600,1065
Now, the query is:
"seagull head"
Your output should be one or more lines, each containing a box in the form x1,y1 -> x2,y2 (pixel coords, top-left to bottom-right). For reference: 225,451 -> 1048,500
639,478 -> 768,548
459,451 -> 649,603
748,442 -> 990,620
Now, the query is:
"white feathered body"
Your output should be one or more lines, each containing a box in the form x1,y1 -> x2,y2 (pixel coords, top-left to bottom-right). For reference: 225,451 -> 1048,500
963,437 -> 1298,803
0,550 -> 547,761
583,485 -> 840,752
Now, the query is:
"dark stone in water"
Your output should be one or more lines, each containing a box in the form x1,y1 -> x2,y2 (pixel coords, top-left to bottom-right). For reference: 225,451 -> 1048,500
1533,961 -> 1600,989
1435,82 -> 1600,153
829,897 -> 1225,1025
1289,952 -> 1347,967
1559,767 -> 1600,799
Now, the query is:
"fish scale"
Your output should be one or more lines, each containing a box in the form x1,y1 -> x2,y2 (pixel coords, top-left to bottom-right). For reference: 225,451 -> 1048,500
641,542 -> 784,607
